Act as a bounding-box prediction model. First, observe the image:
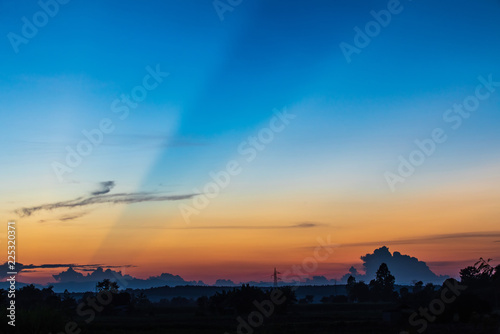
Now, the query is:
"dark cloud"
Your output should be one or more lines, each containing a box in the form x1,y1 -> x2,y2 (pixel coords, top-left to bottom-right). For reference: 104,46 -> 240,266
15,187 -> 198,217
304,275 -> 336,285
340,246 -> 449,284
91,181 -> 115,196
0,262 -> 25,278
27,264 -> 135,270
347,266 -> 359,276
52,267 -> 202,288
0,262 -> 136,279
53,267 -> 85,282
53,266 -> 134,283
214,279 -> 237,286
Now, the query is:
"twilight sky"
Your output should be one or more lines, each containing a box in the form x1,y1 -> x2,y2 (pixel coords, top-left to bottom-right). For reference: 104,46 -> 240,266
1,0 -> 500,284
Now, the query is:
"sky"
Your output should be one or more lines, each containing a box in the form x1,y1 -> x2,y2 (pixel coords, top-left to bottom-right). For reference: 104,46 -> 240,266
1,0 -> 500,285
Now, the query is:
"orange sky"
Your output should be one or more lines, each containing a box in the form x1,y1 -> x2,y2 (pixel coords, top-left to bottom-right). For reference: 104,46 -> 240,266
5,164 -> 500,285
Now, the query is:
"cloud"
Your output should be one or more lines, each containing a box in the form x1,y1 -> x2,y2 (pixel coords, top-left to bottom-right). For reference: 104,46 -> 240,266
341,231 -> 500,247
39,211 -> 90,223
139,222 -> 324,230
91,181 -> 115,195
53,266 -> 135,282
214,279 -> 237,286
0,262 -> 25,278
304,275 -> 334,285
53,267 -> 84,282
0,262 -> 136,279
15,181 -> 198,217
51,267 -> 203,288
294,222 -> 320,228
340,246 -> 449,284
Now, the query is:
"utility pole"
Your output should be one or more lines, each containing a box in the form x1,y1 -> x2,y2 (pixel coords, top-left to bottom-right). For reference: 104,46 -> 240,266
273,267 -> 281,287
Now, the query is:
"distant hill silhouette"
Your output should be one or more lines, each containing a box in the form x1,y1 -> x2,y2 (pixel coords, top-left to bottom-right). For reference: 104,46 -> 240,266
1,246 -> 450,292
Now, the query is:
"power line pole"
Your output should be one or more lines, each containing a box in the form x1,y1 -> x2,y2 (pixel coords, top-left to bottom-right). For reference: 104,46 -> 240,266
273,267 -> 281,287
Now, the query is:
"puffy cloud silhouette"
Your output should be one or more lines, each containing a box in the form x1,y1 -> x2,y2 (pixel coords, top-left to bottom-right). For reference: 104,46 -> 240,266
340,266 -> 359,282
341,246 -> 448,284
304,275 -> 336,285
52,267 -> 85,282
53,266 -> 134,283
146,273 -> 200,286
50,266 -> 205,291
214,279 -> 237,286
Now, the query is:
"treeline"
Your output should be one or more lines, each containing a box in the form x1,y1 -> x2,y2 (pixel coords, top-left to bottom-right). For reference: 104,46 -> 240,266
341,259 -> 499,309
0,258 -> 498,333
196,284 -> 296,315
0,279 -> 153,333
317,258 -> 499,331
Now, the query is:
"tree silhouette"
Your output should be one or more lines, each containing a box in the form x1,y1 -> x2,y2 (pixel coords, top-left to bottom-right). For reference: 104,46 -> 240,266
61,289 -> 77,314
346,276 -> 370,302
96,279 -> 119,293
369,263 -> 395,301
413,280 -> 423,293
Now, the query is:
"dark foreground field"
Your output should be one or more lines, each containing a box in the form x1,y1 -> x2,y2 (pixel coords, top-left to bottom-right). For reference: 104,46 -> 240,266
71,303 -> 500,334
2,260 -> 500,334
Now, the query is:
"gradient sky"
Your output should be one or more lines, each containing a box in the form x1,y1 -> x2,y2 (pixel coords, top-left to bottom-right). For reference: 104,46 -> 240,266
1,0 -> 500,284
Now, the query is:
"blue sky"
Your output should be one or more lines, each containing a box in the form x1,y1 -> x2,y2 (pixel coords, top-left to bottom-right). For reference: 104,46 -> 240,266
1,0 -> 499,199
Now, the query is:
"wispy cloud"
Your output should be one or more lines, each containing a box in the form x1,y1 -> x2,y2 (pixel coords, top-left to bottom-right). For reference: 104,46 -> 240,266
15,181 -> 198,217
39,211 -> 90,223
340,231 -> 500,248
22,263 -> 134,269
91,181 -> 115,196
134,222 -> 324,230
426,259 -> 479,267
0,262 -> 136,278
